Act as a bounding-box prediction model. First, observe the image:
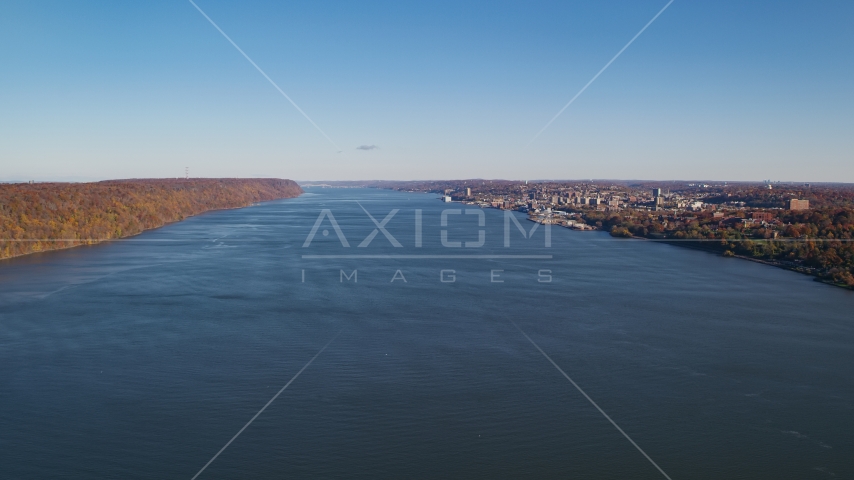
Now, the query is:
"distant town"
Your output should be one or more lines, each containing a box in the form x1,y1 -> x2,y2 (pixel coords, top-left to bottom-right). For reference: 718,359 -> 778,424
319,179 -> 854,289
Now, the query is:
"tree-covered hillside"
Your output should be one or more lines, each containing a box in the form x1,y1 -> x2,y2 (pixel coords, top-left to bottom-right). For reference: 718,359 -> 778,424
0,178 -> 302,260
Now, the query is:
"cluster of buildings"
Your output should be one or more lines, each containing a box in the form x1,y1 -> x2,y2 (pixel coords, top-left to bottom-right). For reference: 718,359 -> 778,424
432,181 -> 812,231
442,182 -> 805,209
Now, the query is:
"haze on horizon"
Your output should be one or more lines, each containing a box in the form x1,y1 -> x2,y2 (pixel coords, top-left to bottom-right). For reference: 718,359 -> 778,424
2,0 -> 852,183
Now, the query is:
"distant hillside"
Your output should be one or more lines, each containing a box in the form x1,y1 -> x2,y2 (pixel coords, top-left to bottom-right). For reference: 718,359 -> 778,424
0,178 -> 302,260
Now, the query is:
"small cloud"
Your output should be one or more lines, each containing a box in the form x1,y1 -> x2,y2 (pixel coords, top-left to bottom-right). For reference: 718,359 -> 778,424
356,145 -> 379,151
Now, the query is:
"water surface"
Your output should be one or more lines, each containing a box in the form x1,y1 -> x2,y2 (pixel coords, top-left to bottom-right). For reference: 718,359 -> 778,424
1,187 -> 852,479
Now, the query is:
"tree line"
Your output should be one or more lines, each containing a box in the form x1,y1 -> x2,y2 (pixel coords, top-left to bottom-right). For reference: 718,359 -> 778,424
0,178 -> 302,260
582,207 -> 854,288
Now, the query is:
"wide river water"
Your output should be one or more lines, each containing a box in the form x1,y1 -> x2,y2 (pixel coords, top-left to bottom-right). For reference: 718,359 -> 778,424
1,187 -> 852,479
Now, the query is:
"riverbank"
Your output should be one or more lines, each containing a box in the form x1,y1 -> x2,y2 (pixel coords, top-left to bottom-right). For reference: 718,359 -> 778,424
625,235 -> 854,291
522,209 -> 853,290
0,178 -> 302,261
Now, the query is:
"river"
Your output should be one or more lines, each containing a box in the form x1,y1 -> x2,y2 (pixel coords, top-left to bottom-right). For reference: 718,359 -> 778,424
1,187 -> 851,479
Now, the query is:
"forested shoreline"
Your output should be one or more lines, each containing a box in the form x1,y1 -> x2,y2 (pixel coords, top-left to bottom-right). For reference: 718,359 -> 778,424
589,207 -> 854,289
363,179 -> 854,289
0,178 -> 302,260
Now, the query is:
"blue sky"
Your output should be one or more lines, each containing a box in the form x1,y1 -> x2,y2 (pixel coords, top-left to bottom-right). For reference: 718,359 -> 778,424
2,0 -> 852,182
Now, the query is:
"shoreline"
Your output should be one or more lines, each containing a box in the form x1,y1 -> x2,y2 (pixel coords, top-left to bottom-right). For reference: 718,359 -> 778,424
627,235 -> 853,291
423,194 -> 853,291
0,198 -> 297,263
520,207 -> 852,291
0,180 -> 302,262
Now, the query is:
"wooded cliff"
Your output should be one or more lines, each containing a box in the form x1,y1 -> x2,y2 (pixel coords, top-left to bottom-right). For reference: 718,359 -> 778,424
0,178 -> 302,260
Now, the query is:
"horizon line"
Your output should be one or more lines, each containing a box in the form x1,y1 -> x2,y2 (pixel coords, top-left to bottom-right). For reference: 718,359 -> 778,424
2,177 -> 851,186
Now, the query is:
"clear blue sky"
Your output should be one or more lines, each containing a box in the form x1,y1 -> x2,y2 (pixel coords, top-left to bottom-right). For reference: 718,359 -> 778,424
2,0 -> 852,182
